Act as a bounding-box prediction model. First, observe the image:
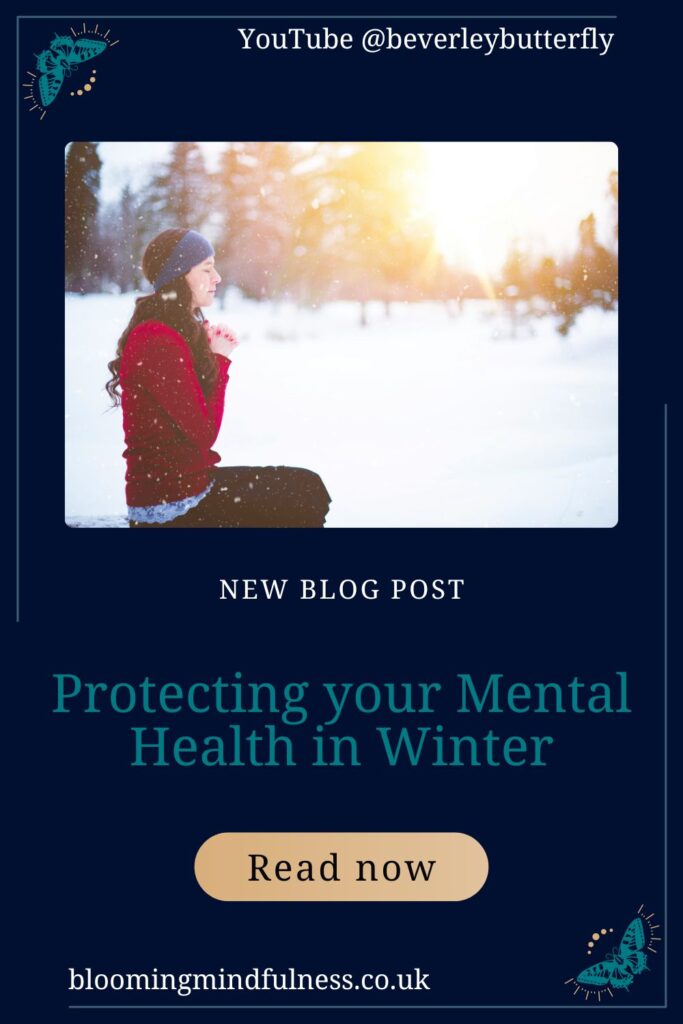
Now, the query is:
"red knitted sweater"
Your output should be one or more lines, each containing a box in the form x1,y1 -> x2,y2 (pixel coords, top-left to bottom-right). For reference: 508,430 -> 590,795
119,320 -> 231,507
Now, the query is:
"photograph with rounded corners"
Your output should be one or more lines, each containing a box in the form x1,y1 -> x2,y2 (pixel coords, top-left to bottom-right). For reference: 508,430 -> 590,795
65,141 -> 618,528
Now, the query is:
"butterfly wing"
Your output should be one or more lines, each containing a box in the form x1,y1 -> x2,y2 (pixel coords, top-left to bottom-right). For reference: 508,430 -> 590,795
609,963 -> 636,990
71,38 -> 108,63
38,67 -> 65,107
620,917 -> 646,955
623,950 -> 648,977
35,49 -> 61,74
576,960 -> 619,988
49,36 -> 77,61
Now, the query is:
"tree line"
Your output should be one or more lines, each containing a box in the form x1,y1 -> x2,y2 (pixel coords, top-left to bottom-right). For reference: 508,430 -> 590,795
65,142 -> 617,334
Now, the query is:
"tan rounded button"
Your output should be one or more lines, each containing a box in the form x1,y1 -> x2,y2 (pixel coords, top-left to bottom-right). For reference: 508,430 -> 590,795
195,832 -> 488,901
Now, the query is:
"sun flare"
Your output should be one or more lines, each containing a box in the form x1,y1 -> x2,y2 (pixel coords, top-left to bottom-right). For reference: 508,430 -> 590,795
416,142 -> 617,275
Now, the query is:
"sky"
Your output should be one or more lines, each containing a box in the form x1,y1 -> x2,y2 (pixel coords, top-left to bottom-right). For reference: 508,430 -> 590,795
97,141 -> 617,273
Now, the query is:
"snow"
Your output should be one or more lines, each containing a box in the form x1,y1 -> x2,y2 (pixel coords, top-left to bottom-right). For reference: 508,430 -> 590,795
65,293 -> 617,527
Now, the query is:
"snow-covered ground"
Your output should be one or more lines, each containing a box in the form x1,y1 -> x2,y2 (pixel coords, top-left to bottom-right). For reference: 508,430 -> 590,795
65,293 -> 617,527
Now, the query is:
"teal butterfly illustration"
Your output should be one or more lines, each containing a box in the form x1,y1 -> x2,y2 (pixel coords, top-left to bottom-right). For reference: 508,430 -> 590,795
577,917 -> 648,990
35,35 -> 107,108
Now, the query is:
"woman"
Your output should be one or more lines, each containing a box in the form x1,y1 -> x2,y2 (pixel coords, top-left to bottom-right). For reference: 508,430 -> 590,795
106,228 -> 332,527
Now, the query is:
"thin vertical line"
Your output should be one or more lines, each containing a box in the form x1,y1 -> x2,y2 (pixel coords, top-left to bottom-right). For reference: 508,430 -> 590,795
663,403 -> 668,1005
15,16 -> 20,624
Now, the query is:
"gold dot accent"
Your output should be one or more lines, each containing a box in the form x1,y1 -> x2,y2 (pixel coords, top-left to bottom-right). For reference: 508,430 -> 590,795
588,942 -> 594,948
601,929 -> 607,935
89,76 -> 96,83
77,89 -> 83,96
592,933 -> 600,941
84,84 -> 92,91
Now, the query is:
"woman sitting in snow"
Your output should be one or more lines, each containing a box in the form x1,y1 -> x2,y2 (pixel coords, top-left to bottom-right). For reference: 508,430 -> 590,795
105,227 -> 331,527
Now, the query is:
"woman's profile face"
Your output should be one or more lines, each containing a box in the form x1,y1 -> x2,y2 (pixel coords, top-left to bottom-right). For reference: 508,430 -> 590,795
185,256 -> 221,309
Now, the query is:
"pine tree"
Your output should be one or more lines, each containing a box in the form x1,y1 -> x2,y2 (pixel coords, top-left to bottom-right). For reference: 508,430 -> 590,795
65,142 -> 102,293
142,143 -> 213,240
214,141 -> 301,300
98,184 -> 145,292
571,213 -> 617,309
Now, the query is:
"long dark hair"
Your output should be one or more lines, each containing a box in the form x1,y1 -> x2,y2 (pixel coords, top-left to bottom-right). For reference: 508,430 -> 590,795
105,228 -> 218,406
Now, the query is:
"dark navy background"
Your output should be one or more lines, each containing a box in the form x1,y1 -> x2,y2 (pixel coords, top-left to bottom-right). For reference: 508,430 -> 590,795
14,2 -> 671,1020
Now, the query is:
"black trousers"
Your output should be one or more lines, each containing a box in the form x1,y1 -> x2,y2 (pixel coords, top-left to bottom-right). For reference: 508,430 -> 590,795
129,466 -> 332,528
